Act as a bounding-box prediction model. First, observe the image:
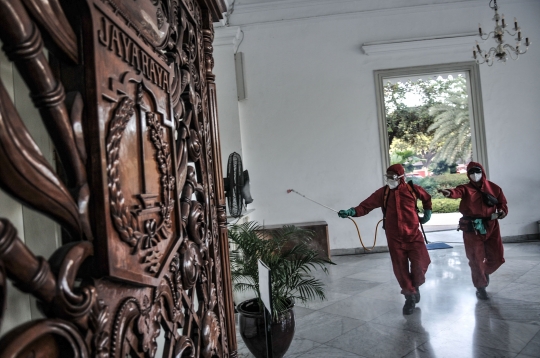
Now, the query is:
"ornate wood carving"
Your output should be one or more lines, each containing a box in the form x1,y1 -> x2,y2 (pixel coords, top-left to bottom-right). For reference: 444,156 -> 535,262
0,0 -> 234,357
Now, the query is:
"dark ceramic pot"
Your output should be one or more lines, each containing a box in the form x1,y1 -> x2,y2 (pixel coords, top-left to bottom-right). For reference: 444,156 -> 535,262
236,298 -> 295,358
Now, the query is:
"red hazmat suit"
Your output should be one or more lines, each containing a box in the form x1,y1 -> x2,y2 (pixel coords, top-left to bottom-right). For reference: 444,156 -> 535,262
352,164 -> 432,295
446,162 -> 508,288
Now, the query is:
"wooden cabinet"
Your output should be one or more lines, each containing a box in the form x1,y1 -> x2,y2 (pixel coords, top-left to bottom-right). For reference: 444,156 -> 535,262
262,221 -> 331,260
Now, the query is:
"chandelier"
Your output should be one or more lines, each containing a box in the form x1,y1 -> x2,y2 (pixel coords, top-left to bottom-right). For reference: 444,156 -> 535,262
473,0 -> 531,66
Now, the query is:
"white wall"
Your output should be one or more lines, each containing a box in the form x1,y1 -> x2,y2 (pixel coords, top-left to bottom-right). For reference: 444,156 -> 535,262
214,27 -> 244,168
214,0 -> 540,250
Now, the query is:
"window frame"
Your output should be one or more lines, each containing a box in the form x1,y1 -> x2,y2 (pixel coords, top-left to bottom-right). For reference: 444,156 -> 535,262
374,62 -> 488,177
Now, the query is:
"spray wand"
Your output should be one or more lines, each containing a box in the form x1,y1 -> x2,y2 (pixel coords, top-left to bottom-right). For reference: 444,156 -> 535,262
287,189 -> 382,252
286,189 -> 338,213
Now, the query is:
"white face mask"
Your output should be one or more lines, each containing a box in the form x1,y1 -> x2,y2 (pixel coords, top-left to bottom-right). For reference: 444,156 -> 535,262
470,173 -> 482,182
387,179 -> 400,189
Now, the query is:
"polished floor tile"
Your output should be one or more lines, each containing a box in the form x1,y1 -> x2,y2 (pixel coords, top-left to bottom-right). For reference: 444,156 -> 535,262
347,267 -> 395,283
497,282 -> 540,303
496,258 -> 539,273
320,294 -> 400,321
292,305 -> 315,319
356,281 -> 409,304
315,263 -> 364,281
405,337 -> 518,358
473,296 -> 540,326
520,329 -> 540,356
282,337 -> 321,358
294,311 -> 365,343
370,307 -> 458,336
336,256 -> 392,270
432,315 -> 540,353
235,237 -> 540,358
295,344 -> 364,357
322,277 -> 381,295
325,322 -> 429,357
295,290 -> 351,310
235,333 -> 321,358
516,269 -> 540,286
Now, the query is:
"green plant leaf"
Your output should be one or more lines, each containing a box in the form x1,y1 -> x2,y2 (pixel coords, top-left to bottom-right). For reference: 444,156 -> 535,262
228,221 -> 334,318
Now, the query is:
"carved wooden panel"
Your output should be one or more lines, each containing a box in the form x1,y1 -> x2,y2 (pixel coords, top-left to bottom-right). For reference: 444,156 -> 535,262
89,0 -> 179,286
0,0 -> 235,357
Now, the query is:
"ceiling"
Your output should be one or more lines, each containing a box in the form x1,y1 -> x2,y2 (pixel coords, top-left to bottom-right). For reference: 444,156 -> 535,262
220,0 -> 484,28
231,0 -> 479,9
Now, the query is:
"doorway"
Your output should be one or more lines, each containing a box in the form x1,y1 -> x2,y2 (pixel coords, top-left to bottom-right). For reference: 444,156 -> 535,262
374,63 -> 488,231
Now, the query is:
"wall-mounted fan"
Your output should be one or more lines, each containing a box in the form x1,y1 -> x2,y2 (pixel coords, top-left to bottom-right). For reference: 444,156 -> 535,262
223,152 -> 253,217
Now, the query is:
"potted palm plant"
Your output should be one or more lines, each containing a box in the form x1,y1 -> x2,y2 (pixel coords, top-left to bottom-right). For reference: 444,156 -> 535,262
228,221 -> 333,358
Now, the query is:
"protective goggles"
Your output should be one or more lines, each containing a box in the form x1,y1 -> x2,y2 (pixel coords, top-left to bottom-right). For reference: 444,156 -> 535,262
467,167 -> 482,174
384,174 -> 404,180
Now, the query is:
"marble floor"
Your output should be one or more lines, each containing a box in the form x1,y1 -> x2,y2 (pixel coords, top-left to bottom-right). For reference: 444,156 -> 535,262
235,231 -> 540,358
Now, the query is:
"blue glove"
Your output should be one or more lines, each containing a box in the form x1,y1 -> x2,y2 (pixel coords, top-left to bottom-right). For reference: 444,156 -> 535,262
338,208 -> 356,218
419,209 -> 432,224
472,218 -> 487,234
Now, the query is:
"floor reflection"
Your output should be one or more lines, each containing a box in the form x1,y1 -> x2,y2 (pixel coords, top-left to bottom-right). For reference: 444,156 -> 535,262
235,233 -> 540,358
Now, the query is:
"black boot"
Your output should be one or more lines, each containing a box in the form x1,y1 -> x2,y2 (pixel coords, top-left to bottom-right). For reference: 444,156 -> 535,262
485,273 -> 490,287
403,295 -> 416,315
476,287 -> 489,300
414,287 -> 420,303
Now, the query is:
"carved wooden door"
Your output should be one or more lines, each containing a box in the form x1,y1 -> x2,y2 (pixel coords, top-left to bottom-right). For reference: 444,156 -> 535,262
0,0 -> 237,357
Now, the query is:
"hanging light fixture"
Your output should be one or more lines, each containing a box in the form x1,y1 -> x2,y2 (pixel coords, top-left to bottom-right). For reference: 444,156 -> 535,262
473,0 -> 531,66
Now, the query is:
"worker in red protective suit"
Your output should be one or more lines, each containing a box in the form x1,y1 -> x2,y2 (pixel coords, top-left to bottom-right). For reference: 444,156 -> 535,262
338,164 -> 432,315
439,161 -> 508,300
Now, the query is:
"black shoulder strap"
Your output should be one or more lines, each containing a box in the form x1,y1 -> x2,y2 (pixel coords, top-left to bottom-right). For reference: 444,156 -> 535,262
407,180 -> 419,213
471,182 -> 498,207
408,180 -> 429,244
382,186 -> 390,213
407,180 -> 417,198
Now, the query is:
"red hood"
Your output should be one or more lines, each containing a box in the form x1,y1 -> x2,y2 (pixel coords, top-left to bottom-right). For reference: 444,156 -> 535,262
387,164 -> 406,185
467,161 -> 487,186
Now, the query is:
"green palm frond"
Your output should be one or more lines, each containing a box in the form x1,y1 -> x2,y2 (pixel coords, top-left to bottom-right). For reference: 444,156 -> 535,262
427,85 -> 472,163
228,221 -> 334,320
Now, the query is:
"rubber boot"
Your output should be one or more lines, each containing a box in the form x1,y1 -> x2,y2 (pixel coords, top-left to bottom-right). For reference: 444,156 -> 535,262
414,287 -> 420,303
403,295 -> 416,315
476,287 -> 489,300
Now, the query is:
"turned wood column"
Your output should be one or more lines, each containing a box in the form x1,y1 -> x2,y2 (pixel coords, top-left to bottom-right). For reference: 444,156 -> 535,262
203,17 -> 238,358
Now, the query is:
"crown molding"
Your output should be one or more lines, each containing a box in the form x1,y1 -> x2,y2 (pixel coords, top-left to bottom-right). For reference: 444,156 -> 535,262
227,0 -> 527,27
362,33 -> 478,56
235,0 -> 355,14
214,26 -> 242,46
231,0 -> 480,25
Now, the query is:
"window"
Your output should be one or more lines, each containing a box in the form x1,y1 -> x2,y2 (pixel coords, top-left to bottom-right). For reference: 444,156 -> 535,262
374,62 -> 488,177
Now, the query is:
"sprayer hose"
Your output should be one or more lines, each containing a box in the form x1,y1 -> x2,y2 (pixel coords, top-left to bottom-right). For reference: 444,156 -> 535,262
347,217 -> 384,252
